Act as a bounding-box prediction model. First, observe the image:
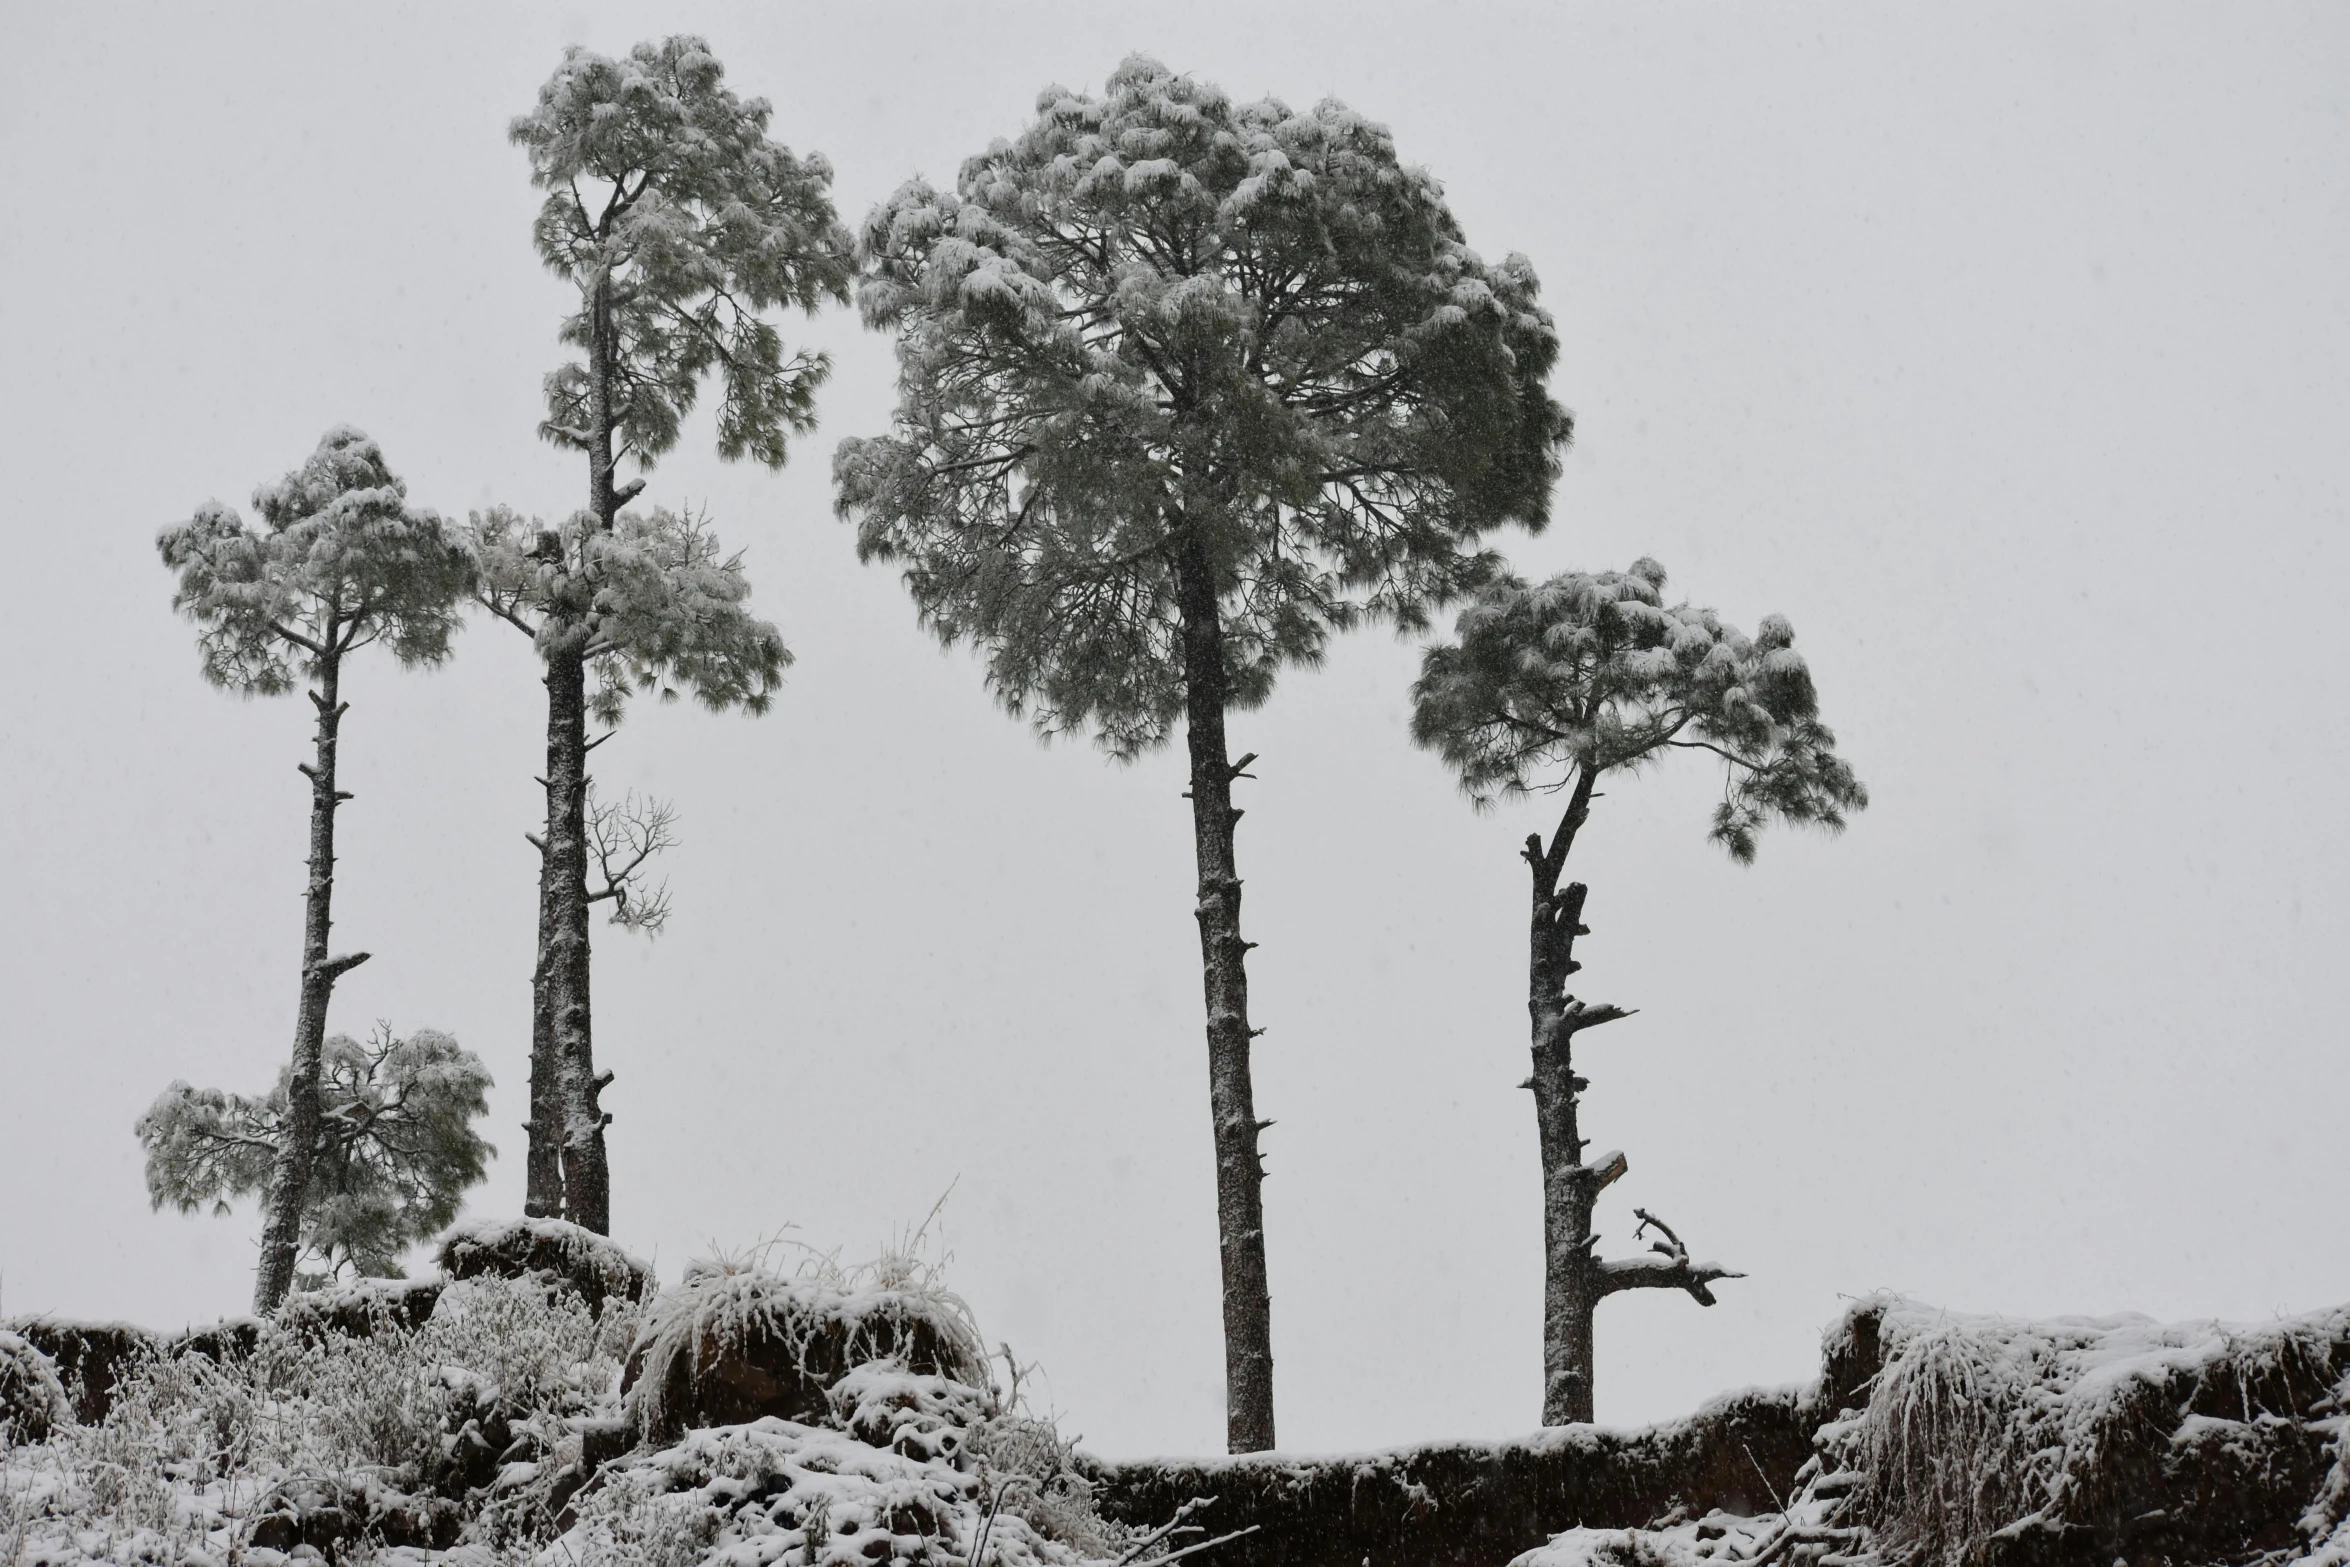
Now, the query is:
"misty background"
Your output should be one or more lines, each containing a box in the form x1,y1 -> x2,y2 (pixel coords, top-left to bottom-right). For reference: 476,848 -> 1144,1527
3,2 -> 2345,1459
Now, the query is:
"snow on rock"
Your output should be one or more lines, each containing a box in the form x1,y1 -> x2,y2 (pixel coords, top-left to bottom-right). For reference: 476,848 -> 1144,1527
276,1274 -> 445,1342
556,1416 -> 1093,1567
1097,1385 -> 1815,1567
623,1262 -> 989,1443
437,1216 -> 656,1312
0,1329 -> 70,1443
827,1362 -> 995,1465
1840,1295 -> 2350,1563
2,1321 -> 158,1426
1511,1295 -> 2350,1567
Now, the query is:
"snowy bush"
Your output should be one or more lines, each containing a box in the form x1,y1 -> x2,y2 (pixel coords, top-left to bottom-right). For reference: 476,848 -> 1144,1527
0,1271 -> 639,1562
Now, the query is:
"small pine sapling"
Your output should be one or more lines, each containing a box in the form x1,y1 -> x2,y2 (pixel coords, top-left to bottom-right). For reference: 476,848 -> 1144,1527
156,427 -> 473,1312
138,1024 -> 495,1288
1411,558 -> 1867,1425
497,35 -> 851,1233
836,56 -> 1570,1452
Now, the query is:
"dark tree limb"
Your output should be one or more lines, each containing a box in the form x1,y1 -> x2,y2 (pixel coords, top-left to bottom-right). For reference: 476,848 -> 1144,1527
1598,1208 -> 1745,1304
585,786 -> 676,933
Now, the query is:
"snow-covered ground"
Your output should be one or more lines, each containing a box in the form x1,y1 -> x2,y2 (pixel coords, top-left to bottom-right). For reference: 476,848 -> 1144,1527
0,1230 -> 1198,1567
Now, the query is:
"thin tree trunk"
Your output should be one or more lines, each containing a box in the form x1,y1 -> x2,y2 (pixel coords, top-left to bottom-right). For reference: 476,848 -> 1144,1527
253,644 -> 369,1313
1171,533 -> 1276,1454
1527,769 -> 1601,1425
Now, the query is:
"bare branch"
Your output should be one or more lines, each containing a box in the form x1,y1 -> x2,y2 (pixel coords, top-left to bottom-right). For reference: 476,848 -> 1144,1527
1559,998 -> 1636,1035
586,781 -> 678,934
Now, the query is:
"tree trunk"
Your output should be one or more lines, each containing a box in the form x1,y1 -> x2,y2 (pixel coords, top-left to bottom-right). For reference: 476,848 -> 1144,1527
543,641 -> 609,1233
1171,533 -> 1276,1454
523,850 -> 564,1218
1526,770 -> 1601,1425
252,646 -> 368,1314
534,268 -> 623,1235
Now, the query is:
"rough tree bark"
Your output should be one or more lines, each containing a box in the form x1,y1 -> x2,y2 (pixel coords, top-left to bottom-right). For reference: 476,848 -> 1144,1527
1172,528 -> 1277,1454
523,887 -> 563,1217
528,269 -> 626,1234
1524,769 -> 1739,1425
1524,769 -> 1620,1425
542,641 -> 608,1234
252,635 -> 371,1313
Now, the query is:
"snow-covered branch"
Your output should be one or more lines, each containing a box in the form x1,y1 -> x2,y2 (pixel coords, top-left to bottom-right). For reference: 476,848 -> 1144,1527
1598,1207 -> 1743,1304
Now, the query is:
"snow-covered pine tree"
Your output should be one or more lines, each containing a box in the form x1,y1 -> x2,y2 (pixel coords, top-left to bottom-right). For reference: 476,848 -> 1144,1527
138,1025 -> 494,1286
156,427 -> 473,1312
470,504 -> 785,1234
835,56 -> 1572,1453
498,34 -> 850,1234
1410,558 -> 1868,1425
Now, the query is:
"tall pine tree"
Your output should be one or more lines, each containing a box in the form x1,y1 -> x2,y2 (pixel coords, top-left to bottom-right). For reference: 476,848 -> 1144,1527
1412,558 -> 1866,1424
157,427 -> 472,1312
502,37 -> 850,1232
835,57 -> 1570,1451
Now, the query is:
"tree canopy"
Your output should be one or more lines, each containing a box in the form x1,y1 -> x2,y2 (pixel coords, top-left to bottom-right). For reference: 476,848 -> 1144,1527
836,54 -> 1573,758
511,34 -> 855,473
1412,559 -> 1867,861
471,502 -> 788,723
157,426 -> 472,693
137,1026 -> 494,1284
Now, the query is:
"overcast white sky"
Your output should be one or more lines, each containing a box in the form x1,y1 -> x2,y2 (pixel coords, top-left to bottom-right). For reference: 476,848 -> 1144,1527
3,1 -> 2346,1460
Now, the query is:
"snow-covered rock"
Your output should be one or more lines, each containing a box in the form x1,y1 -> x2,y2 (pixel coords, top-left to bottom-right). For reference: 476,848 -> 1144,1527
623,1262 -> 989,1443
0,1329 -> 70,1442
437,1215 -> 655,1312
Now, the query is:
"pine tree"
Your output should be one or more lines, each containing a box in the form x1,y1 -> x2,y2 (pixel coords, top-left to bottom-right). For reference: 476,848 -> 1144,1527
1411,558 -> 1867,1424
835,56 -> 1571,1452
471,503 -> 786,1231
500,36 -> 852,1233
156,427 -> 473,1312
138,1024 -> 494,1287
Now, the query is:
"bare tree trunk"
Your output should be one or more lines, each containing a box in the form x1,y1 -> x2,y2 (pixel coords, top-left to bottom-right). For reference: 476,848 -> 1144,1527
537,269 -> 623,1234
543,642 -> 609,1233
1172,533 -> 1276,1454
1525,769 -> 1606,1426
253,644 -> 369,1313
523,832 -> 565,1218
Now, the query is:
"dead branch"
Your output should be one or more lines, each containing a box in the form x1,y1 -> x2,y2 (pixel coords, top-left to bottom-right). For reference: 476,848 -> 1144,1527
1559,997 -> 1636,1034
1597,1206 -> 1745,1304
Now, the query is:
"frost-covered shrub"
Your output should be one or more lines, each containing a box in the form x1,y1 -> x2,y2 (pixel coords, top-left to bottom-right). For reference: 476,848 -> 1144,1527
0,1270 -> 646,1563
423,1274 -> 608,1416
0,1331 -> 69,1444
966,1412 -> 1135,1559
